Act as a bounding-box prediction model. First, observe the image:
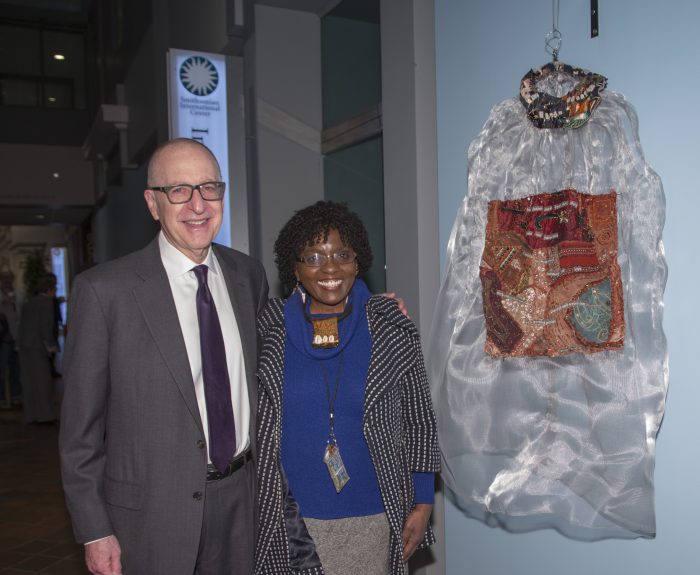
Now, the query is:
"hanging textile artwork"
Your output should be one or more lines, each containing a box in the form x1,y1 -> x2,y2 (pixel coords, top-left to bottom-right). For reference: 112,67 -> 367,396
428,61 -> 668,540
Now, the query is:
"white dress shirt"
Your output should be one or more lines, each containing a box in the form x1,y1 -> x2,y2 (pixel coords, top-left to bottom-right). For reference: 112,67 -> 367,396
159,232 -> 250,460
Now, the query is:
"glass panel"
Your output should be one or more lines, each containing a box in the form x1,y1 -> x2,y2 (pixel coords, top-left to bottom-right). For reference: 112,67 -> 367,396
43,30 -> 86,109
323,136 -> 386,293
0,26 -> 85,109
322,1 -> 384,292
44,79 -> 74,109
0,76 -> 39,107
51,247 -> 68,375
0,25 -> 41,76
321,0 -> 381,128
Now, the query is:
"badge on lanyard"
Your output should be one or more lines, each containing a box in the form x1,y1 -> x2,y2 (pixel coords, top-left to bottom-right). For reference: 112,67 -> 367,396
323,442 -> 350,493
320,352 -> 349,492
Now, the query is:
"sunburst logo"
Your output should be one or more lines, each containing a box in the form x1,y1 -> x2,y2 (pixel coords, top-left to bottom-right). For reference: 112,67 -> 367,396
179,56 -> 219,96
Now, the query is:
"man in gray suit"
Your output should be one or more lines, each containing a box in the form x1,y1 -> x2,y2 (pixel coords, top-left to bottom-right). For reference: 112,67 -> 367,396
59,138 -> 268,575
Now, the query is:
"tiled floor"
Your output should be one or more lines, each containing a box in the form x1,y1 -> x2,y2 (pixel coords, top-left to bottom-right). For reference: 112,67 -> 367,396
0,407 -> 88,574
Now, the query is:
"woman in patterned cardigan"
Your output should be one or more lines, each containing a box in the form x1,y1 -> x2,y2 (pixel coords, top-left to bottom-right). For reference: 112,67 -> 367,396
254,201 -> 440,575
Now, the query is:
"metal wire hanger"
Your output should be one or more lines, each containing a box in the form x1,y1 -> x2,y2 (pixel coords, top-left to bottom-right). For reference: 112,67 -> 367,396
545,0 -> 562,62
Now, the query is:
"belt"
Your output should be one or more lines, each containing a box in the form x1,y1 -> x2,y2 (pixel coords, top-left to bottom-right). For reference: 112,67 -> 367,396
206,449 -> 252,482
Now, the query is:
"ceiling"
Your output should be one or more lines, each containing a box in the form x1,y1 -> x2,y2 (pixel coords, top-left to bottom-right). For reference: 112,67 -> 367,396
0,0 -> 89,24
0,205 -> 93,227
0,0 -> 380,229
0,0 -> 92,228
257,0 -> 378,21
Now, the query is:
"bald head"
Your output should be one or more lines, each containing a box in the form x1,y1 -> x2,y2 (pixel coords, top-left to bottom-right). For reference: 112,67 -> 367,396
143,138 -> 225,263
147,138 -> 221,187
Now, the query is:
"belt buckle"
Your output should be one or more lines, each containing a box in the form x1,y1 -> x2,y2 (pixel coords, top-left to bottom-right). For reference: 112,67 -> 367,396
206,449 -> 249,482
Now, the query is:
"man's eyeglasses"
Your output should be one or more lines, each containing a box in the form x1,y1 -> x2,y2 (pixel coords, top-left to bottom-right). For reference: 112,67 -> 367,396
296,251 -> 357,267
149,181 -> 226,204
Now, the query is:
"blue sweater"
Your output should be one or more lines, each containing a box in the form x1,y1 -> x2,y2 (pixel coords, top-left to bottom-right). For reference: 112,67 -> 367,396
281,280 -> 433,520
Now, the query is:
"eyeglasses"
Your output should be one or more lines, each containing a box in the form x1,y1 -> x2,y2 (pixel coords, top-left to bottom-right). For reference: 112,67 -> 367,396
296,250 -> 357,267
149,181 -> 226,204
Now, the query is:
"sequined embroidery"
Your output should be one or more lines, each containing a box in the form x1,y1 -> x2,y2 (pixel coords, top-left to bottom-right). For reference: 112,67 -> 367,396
480,189 -> 624,357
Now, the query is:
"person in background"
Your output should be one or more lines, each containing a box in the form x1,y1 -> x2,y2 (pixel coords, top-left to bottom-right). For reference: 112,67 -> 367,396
0,308 -> 9,405
0,265 -> 21,407
60,138 -> 267,575
19,273 -> 58,423
255,201 -> 440,575
46,272 -> 65,378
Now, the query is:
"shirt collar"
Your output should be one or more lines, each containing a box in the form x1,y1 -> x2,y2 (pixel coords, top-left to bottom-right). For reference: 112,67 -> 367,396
158,232 -> 220,279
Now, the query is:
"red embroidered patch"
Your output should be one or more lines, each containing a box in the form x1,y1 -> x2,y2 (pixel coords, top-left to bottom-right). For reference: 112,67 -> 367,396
480,189 -> 624,357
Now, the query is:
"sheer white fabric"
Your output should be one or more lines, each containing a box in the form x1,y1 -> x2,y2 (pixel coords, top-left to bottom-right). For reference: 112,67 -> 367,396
428,87 -> 668,540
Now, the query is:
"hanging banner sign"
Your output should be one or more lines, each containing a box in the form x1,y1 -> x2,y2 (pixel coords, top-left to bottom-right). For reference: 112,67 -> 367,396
167,48 -> 231,247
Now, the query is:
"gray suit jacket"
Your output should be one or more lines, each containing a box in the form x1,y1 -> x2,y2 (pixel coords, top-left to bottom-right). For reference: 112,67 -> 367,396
59,238 -> 268,574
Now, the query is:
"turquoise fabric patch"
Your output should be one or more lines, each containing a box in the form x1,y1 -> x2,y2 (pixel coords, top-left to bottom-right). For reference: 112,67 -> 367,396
570,278 -> 612,344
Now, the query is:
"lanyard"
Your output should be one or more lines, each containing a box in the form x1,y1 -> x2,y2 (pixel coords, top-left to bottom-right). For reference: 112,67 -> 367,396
319,351 -> 345,445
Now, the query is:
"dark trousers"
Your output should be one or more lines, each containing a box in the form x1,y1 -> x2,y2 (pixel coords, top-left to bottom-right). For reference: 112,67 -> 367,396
195,457 -> 255,575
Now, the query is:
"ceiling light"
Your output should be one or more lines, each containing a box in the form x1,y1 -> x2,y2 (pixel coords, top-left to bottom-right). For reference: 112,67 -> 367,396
53,54 -> 65,61
48,97 -> 57,102
53,172 -> 60,178
36,214 -> 46,220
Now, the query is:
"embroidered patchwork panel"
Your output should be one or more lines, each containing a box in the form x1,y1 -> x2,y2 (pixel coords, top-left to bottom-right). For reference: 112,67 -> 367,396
480,189 -> 624,357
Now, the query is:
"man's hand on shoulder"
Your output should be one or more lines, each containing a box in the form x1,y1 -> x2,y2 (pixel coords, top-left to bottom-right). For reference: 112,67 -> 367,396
85,535 -> 122,575
380,292 -> 409,318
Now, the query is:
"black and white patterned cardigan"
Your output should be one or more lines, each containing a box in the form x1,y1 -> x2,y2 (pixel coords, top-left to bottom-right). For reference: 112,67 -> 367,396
254,296 -> 441,575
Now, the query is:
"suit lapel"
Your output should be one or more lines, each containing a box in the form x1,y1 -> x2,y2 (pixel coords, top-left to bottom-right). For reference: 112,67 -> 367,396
213,246 -> 258,407
133,240 -> 203,432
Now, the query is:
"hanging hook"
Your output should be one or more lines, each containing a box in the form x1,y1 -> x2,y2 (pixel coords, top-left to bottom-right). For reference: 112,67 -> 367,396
545,0 -> 562,61
545,29 -> 562,62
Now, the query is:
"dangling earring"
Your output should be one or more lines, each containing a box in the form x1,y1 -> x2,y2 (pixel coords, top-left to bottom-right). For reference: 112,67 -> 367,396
294,280 -> 306,304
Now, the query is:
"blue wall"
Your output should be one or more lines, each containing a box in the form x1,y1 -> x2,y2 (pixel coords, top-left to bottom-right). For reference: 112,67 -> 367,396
435,0 -> 699,573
